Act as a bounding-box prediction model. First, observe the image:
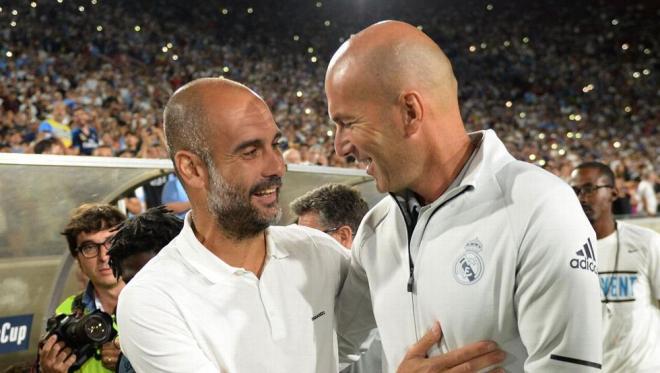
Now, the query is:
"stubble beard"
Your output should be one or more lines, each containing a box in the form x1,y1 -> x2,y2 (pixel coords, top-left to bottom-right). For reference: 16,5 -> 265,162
206,166 -> 281,240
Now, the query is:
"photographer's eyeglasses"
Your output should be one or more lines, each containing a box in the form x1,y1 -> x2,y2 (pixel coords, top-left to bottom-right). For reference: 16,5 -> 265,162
571,184 -> 613,196
76,236 -> 114,258
322,227 -> 341,234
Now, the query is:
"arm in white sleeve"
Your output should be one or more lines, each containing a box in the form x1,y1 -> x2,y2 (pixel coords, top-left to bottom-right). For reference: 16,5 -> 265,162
335,236 -> 378,366
515,183 -> 602,371
117,284 -> 219,373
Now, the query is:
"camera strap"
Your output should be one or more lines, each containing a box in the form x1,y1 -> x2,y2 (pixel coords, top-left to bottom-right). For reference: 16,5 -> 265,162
71,293 -> 85,317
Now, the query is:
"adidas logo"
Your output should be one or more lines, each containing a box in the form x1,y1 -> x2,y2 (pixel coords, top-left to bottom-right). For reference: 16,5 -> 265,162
570,238 -> 597,273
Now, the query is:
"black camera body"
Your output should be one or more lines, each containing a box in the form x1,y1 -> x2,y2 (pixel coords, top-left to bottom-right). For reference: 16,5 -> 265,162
45,310 -> 117,372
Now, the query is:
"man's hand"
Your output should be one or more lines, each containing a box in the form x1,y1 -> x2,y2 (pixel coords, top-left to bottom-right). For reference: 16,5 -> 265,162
100,339 -> 122,370
39,335 -> 76,373
397,322 -> 506,373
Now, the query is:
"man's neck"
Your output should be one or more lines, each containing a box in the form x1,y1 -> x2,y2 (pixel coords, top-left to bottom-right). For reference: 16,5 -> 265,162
94,282 -> 124,313
191,213 -> 267,278
412,134 -> 475,205
594,216 -> 616,239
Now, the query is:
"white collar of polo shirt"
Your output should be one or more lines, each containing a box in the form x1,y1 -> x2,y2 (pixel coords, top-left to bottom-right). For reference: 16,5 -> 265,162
178,212 -> 289,284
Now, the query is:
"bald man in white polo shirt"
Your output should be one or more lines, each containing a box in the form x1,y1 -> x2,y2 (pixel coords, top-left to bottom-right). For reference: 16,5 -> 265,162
116,78 -> 351,372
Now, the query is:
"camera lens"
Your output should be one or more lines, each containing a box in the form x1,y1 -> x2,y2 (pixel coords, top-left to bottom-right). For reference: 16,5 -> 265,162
83,314 -> 112,342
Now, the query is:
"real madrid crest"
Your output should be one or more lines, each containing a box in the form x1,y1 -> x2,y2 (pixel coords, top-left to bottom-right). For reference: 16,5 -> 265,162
453,238 -> 484,285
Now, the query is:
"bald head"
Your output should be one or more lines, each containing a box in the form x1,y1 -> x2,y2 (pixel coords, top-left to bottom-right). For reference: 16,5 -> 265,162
163,78 -> 266,167
326,21 -> 457,107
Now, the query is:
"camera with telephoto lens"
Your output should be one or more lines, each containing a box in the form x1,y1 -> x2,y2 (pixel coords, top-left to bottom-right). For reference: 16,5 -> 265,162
44,310 -> 117,372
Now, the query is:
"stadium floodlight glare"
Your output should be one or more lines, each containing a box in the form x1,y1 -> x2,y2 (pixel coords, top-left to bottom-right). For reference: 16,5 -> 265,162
30,2 -> 37,8
6,51 -> 13,58
642,69 -> 650,75
296,91 -> 303,98
293,35 -> 300,41
310,56 -> 318,63
613,141 -> 621,148
96,25 -> 103,32
11,9 -> 17,15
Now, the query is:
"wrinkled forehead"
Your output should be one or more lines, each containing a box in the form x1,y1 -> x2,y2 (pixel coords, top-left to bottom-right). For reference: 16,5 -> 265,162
205,94 -> 278,148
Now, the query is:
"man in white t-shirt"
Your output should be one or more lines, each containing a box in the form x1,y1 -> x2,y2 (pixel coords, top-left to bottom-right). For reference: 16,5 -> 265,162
327,20 -> 602,372
572,162 -> 660,372
636,170 -> 657,216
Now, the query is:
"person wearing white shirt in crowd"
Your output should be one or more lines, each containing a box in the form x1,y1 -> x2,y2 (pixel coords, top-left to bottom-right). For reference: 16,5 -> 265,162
571,162 -> 660,372
327,20 -> 602,372
636,169 -> 657,216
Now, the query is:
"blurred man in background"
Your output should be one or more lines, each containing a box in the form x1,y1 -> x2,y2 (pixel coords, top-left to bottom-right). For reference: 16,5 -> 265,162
108,206 -> 183,284
571,162 -> 660,372
291,183 -> 368,249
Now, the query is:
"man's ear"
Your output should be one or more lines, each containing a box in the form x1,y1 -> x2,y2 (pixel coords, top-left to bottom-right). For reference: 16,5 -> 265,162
611,186 -> 620,202
335,225 -> 354,249
399,91 -> 424,137
173,150 -> 208,189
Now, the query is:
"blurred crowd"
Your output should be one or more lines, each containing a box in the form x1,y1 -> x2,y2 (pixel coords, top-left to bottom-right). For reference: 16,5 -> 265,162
0,0 -> 657,215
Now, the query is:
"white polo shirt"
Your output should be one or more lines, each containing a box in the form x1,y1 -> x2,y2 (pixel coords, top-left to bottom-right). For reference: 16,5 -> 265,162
117,214 -> 350,373
337,130 -> 602,372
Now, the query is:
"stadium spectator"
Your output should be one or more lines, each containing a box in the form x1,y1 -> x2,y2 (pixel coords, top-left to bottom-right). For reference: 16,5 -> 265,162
71,109 -> 99,156
0,0 -> 656,216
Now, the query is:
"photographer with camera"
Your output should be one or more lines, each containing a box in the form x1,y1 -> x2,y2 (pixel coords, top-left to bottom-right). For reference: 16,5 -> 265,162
38,204 -> 126,373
